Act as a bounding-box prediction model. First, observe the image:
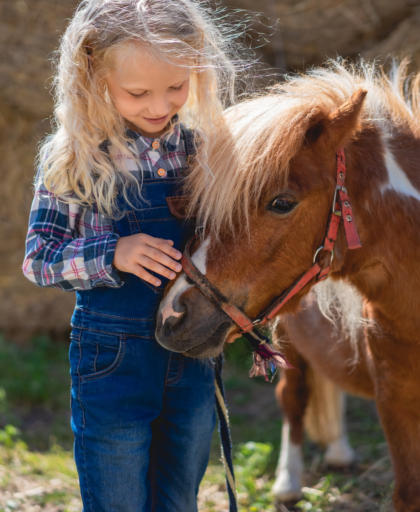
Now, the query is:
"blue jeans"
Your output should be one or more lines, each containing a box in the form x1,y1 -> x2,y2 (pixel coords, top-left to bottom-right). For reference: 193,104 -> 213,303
69,328 -> 216,511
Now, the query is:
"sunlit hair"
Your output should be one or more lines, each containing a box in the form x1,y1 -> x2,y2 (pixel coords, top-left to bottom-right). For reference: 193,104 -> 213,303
39,0 -> 249,215
187,59 -> 420,239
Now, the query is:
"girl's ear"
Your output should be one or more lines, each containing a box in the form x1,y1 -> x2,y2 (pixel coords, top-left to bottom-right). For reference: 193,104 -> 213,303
304,89 -> 367,151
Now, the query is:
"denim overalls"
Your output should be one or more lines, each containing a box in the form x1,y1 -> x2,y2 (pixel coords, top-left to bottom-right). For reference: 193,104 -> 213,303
69,130 -> 216,512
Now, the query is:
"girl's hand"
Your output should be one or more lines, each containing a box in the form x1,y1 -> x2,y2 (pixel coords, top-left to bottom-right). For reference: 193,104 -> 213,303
113,234 -> 182,287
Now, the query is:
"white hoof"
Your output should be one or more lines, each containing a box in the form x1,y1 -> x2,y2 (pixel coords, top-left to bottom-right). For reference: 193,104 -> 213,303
272,470 -> 303,502
324,435 -> 356,467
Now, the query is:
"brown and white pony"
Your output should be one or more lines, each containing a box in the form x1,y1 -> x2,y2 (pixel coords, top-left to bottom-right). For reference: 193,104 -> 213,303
156,61 -> 420,511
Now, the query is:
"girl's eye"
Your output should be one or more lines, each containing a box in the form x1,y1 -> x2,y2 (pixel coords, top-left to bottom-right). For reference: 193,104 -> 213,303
170,84 -> 184,91
129,92 -> 146,98
269,196 -> 297,214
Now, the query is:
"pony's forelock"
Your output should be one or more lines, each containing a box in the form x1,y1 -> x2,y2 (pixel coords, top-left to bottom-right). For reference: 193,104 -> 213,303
187,59 -> 420,239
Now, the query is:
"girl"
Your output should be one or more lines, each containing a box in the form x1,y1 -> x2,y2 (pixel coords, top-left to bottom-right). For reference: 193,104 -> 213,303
23,1 -> 245,510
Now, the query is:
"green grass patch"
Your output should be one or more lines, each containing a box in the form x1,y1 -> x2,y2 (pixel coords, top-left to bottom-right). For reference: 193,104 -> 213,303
0,335 -> 70,410
0,333 -> 393,511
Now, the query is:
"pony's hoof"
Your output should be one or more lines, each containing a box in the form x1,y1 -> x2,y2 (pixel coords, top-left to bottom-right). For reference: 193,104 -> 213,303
324,435 -> 356,467
272,472 -> 303,503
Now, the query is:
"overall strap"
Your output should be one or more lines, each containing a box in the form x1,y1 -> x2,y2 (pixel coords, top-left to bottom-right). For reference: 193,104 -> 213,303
214,355 -> 238,512
183,128 -> 197,163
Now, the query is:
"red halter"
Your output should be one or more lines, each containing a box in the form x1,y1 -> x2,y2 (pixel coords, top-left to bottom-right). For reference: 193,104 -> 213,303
181,149 -> 361,334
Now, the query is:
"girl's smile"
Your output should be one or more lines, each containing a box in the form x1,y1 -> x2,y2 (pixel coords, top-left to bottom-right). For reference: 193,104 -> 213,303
106,44 -> 191,138
142,114 -> 169,125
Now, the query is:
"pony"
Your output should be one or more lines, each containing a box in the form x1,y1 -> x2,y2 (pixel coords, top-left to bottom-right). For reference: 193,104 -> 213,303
156,60 -> 420,511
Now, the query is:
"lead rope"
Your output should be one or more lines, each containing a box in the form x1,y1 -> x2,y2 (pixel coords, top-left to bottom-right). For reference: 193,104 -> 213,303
214,355 -> 238,512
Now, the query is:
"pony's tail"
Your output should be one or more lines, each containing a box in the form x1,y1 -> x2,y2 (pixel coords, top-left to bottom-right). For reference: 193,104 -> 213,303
303,366 -> 345,446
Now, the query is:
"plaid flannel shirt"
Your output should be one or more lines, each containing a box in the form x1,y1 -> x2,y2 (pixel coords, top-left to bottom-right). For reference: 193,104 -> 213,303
23,121 -> 189,292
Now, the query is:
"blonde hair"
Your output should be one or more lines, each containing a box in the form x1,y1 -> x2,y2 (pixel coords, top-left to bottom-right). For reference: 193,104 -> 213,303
40,0 -> 247,215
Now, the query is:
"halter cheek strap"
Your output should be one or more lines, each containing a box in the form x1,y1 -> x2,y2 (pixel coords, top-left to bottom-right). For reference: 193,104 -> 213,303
182,238 -> 255,332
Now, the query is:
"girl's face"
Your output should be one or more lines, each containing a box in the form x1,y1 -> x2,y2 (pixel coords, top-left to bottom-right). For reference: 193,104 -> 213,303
106,44 -> 191,138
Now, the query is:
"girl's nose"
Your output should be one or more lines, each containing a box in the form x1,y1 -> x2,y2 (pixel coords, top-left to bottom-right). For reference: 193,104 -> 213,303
148,94 -> 170,118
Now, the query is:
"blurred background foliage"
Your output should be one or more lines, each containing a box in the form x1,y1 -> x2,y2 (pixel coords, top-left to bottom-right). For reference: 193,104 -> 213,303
0,0 -> 414,509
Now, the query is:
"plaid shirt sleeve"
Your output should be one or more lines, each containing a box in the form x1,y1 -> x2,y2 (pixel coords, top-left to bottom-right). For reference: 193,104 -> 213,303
23,178 -> 123,292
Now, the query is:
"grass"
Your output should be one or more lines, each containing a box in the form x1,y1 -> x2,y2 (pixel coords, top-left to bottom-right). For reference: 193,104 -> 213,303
0,335 -> 394,511
0,335 -> 73,451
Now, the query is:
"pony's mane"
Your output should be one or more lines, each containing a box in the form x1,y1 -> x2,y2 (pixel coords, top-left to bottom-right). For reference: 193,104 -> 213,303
313,279 -> 365,365
186,59 -> 420,238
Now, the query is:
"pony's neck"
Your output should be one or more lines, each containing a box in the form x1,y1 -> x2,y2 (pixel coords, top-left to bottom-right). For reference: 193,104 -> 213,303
340,123 -> 420,337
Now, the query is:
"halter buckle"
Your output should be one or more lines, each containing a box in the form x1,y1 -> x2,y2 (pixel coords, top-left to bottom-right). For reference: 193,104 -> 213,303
332,185 -> 347,213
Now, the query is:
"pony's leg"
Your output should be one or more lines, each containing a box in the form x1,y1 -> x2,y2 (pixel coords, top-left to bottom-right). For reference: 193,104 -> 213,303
367,331 -> 420,512
272,343 -> 308,502
304,367 -> 355,467
324,395 -> 355,466
272,350 -> 356,503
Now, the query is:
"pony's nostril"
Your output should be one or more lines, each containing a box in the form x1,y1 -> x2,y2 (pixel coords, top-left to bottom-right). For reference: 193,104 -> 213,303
161,296 -> 185,325
164,309 -> 185,332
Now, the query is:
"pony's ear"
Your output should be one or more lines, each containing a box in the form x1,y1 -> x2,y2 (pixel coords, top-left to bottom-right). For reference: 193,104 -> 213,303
325,89 -> 367,150
304,109 -> 328,146
304,89 -> 367,151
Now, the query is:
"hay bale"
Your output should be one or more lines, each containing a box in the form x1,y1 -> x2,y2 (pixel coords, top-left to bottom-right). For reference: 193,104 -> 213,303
224,0 -> 418,70
0,0 -> 78,118
0,101 -> 75,341
0,0 -> 419,340
364,7 -> 420,70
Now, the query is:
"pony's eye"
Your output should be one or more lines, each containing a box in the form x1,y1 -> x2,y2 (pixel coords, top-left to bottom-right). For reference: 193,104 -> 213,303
269,196 -> 297,214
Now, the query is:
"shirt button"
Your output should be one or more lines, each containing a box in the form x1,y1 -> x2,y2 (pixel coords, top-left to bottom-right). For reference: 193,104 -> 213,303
152,141 -> 160,150
157,168 -> 166,177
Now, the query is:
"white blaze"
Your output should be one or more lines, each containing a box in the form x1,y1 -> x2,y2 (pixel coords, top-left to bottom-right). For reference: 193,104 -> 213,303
191,237 -> 210,274
160,238 -> 210,324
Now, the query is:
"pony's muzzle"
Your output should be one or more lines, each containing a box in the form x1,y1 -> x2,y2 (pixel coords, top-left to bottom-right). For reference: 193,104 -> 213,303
155,281 -> 233,358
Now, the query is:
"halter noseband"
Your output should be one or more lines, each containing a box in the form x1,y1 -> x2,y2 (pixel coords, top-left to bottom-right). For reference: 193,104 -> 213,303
181,149 -> 361,378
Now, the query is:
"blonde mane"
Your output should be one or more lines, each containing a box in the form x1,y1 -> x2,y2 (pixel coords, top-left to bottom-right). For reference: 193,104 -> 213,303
187,59 -> 420,238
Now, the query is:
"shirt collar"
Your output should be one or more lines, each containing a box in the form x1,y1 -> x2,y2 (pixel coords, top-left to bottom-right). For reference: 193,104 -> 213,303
126,114 -> 182,156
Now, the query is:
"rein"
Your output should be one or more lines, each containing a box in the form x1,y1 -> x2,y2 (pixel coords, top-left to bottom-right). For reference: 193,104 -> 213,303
182,149 -> 362,379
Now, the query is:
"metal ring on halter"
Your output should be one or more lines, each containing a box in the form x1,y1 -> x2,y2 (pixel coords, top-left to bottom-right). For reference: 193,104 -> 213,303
313,245 -> 334,264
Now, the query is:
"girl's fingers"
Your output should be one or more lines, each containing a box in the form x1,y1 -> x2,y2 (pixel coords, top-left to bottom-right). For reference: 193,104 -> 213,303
138,255 -> 177,280
135,265 -> 162,287
146,237 -> 182,261
142,245 -> 182,273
